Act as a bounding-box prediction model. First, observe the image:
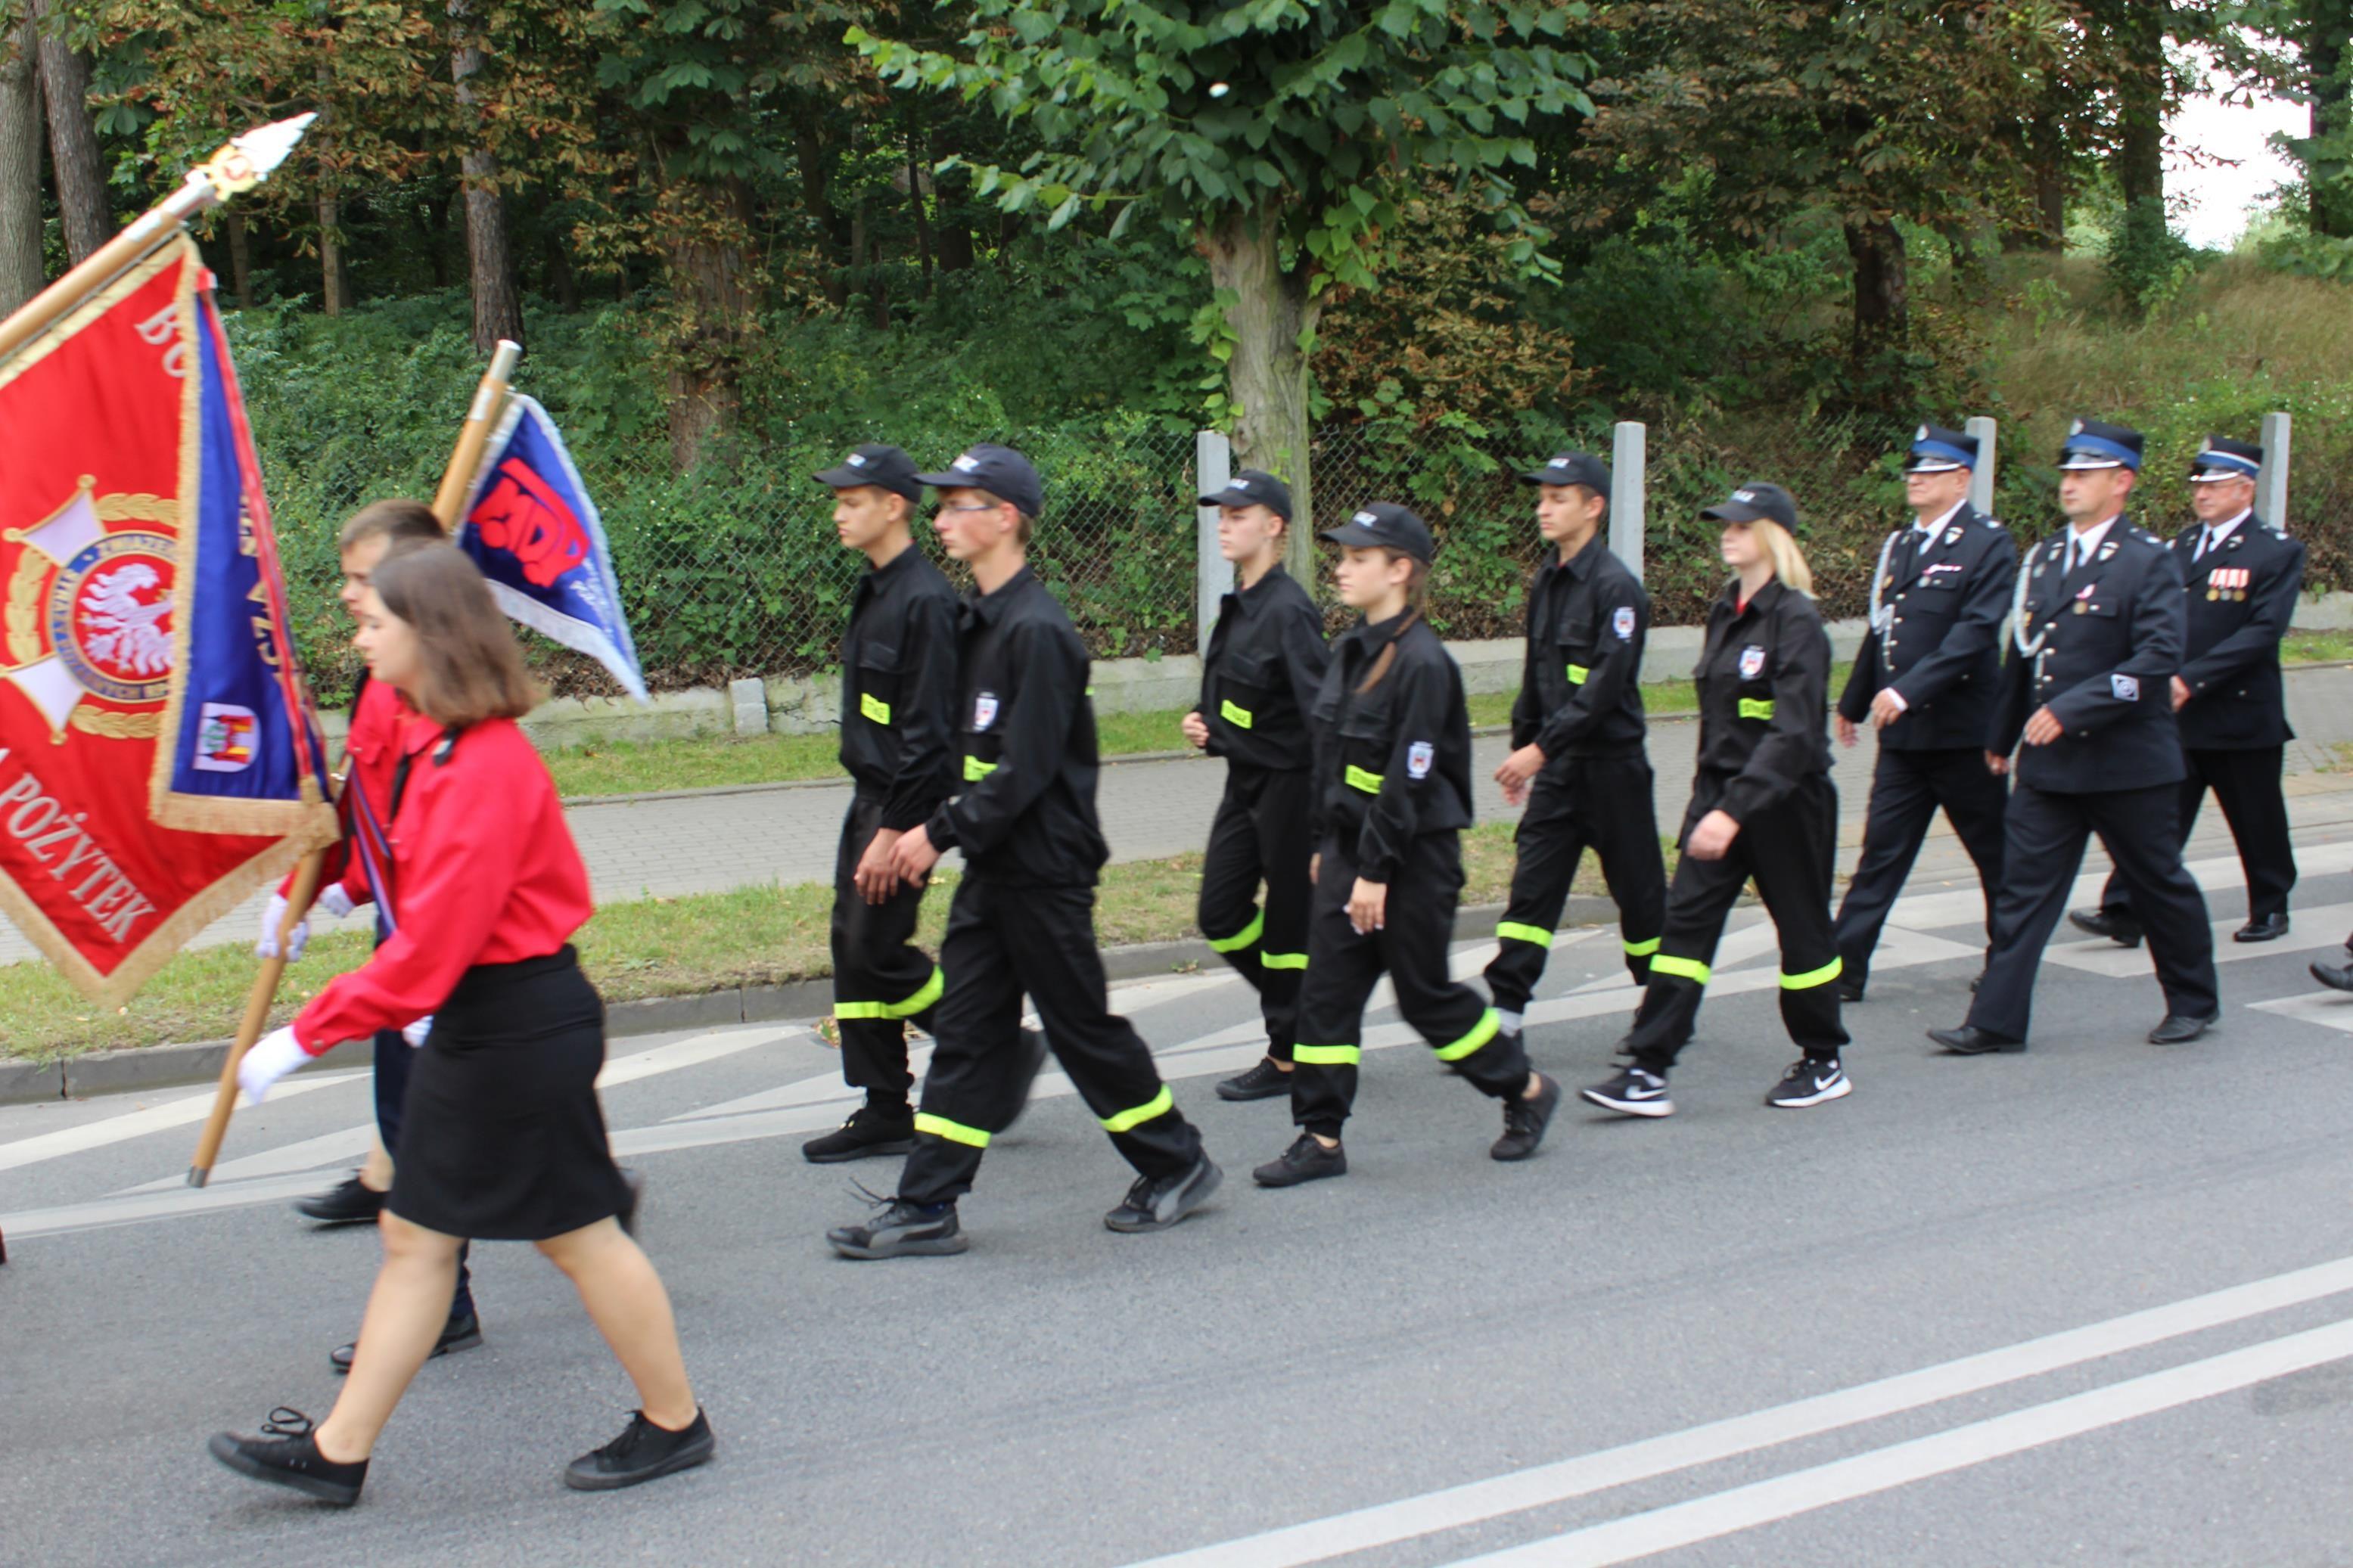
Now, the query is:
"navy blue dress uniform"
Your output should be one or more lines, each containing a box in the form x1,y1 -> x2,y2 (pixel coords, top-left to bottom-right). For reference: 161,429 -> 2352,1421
1484,451 -> 1668,1023
1932,421 -> 2220,1054
1584,484 -> 1851,1118
1189,470 -> 1330,1094
810,446 -> 961,1161
1832,426 -> 2016,997
2080,436 -> 2303,943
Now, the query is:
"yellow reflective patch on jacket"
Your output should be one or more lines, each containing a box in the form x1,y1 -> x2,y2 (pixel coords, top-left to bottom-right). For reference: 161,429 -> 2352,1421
1737,697 -> 1776,720
963,755 -> 998,782
859,691 -> 891,725
1345,764 -> 1384,793
1220,698 -> 1254,729
1565,663 -> 1590,685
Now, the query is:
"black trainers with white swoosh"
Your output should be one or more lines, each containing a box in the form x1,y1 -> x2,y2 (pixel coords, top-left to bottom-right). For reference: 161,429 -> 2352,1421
1766,1056 -> 1851,1108
1581,1064 -> 1674,1118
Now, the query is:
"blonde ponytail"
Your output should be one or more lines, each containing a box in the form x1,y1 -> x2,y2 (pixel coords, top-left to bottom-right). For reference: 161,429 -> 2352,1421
1758,521 -> 1814,597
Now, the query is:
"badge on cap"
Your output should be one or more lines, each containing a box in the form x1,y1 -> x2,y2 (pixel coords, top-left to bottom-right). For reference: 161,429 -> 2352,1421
1613,606 -> 1636,641
1352,510 -> 1378,526
973,691 -> 999,731
1407,741 -> 1434,780
846,452 -> 867,467
1739,645 -> 1766,680
2111,674 -> 2139,702
1916,424 -> 1929,441
1231,477 -> 1250,490
2069,418 -> 2085,435
953,452 -> 981,472
1733,489 -> 1757,504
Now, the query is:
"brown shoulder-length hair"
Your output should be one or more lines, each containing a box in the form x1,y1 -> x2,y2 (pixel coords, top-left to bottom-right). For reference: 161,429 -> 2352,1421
368,539 -> 541,725
337,498 -> 443,553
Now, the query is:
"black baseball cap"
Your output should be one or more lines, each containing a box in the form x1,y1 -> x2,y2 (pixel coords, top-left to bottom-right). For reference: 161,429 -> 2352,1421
2058,418 -> 2145,472
1320,501 -> 1434,564
813,442 -> 922,502
1522,450 -> 1612,492
1701,482 -> 1800,532
2188,434 -> 2262,483
915,442 -> 1044,518
1198,468 -> 1294,520
1904,424 -> 1978,473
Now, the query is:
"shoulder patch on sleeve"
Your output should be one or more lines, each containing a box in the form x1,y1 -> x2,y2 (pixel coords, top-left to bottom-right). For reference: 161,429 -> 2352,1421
2111,673 -> 2140,703
1407,741 -> 1434,779
1612,604 -> 1637,641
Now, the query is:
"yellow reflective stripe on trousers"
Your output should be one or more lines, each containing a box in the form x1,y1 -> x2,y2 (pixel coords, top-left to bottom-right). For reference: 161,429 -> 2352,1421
1220,698 -> 1254,729
1623,936 -> 1661,956
1737,697 -> 1776,720
1431,1008 -> 1501,1062
1496,921 -> 1552,946
859,691 -> 891,725
1293,1043 -> 1360,1065
963,754 -> 997,781
912,1112 -> 990,1147
1650,953 -> 1711,984
1345,764 -> 1384,793
1565,663 -> 1590,685
1099,1085 -> 1173,1133
1207,908 -> 1264,953
1260,952 -> 1308,970
1780,956 -> 1844,990
838,970 -> 943,1020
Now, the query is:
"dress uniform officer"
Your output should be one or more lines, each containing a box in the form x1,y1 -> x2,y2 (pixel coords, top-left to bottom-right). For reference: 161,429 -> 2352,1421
1181,469 -> 1330,1101
2070,434 -> 2303,947
803,444 -> 962,1163
1485,451 -> 1667,1042
829,445 -> 1221,1257
1832,425 -> 2016,1000
1929,419 -> 2221,1054
1582,483 -> 1852,1118
1251,502 -> 1559,1188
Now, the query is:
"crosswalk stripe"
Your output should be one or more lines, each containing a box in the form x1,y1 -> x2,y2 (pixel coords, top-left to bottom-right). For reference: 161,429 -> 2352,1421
0,1069 -> 364,1175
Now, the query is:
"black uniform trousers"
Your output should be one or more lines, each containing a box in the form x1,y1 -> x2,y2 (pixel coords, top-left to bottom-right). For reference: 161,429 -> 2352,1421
1290,834 -> 1529,1138
900,877 -> 1202,1205
1969,781 -> 2219,1040
1484,753 -> 1667,1012
1625,773 -> 1849,1073
1198,764 -> 1315,1062
828,793 -> 941,1107
2098,745 -> 2295,923
1834,746 -> 2008,989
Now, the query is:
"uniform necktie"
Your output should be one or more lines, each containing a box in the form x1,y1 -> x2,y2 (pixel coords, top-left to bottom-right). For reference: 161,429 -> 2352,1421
2195,528 -> 2215,561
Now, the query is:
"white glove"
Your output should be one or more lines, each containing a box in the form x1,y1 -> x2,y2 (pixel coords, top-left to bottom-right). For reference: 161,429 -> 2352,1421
255,893 -> 309,961
316,883 -> 356,919
238,1025 -> 311,1105
402,1014 -> 434,1048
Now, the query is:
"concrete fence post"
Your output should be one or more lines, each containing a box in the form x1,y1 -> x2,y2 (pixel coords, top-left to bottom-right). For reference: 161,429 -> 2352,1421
2259,411 -> 2292,529
1195,429 -> 1234,655
1965,415 -> 1999,516
1610,421 -> 1646,584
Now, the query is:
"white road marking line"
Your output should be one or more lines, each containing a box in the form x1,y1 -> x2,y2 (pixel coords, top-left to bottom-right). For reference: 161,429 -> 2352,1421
673,1042 -> 935,1122
1125,1253 -> 2353,1568
1443,1317 -> 2353,1567
2042,903 -> 2353,979
0,1070 -> 364,1175
2249,990 -> 2353,1033
595,1026 -> 802,1088
1884,839 -> 2353,935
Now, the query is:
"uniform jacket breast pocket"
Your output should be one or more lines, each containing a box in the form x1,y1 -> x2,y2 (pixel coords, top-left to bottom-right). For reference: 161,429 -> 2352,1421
856,642 -> 904,725
1336,690 -> 1394,779
1558,616 -> 1596,685
1217,650 -> 1274,729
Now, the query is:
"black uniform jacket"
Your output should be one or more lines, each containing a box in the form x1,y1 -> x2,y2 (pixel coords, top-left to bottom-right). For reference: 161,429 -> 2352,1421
839,545 -> 960,832
1197,565 -> 1329,771
2170,515 -> 2303,750
1692,578 -> 1833,825
926,567 -> 1111,888
1990,518 -> 2188,795
1310,611 -> 1473,883
1837,501 -> 2017,751
1509,532 -> 1649,763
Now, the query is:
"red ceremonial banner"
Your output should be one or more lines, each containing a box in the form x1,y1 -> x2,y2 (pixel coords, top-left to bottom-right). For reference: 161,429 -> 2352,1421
0,237 -> 333,1001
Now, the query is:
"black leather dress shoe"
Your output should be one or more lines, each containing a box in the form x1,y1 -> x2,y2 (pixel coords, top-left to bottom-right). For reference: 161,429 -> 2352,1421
2313,957 -> 2353,994
2147,1013 -> 2218,1045
2233,913 -> 2290,943
1927,1024 -> 2026,1055
294,1174 -> 387,1226
2068,908 -> 2143,948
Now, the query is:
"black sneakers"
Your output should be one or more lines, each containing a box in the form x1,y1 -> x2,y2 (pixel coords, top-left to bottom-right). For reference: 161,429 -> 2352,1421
563,1408 -> 716,1492
1252,1133 -> 1347,1187
1215,1058 -> 1294,1101
1491,1074 -> 1561,1161
294,1174 -> 386,1226
1581,1063 -> 1674,1118
826,1197 -> 967,1259
207,1408 -> 368,1507
1766,1057 -> 1851,1108
1105,1152 -> 1223,1232
802,1104 -> 917,1164
331,1309 -> 482,1375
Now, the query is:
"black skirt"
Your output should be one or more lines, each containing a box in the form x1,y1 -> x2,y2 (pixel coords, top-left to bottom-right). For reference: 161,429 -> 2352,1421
387,946 -> 632,1241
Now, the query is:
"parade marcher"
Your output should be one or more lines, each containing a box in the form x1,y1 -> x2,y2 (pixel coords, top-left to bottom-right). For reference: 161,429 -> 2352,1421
1485,450 -> 1666,1043
1253,503 -> 1559,1188
1831,425 -> 2017,1001
803,444 -> 961,1163
1180,469 -> 1330,1101
212,542 -> 710,1505
264,500 -> 483,1374
1581,483 -> 1851,1118
826,445 -> 1220,1257
1929,420 -> 2220,1054
2071,434 -> 2303,949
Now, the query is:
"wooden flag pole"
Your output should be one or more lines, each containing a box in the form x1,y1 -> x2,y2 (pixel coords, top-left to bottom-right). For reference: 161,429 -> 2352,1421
431,339 -> 522,528
187,848 -> 327,1187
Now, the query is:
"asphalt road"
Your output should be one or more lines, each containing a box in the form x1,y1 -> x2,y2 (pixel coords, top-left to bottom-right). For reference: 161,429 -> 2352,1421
10,827 -> 2353,1566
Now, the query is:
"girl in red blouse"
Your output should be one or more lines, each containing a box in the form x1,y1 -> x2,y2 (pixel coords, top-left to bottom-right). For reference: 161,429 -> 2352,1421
209,541 -> 710,1504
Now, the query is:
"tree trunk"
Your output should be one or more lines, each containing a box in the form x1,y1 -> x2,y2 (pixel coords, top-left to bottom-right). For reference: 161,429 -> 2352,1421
1201,206 -> 1319,580
451,0 -> 523,350
0,13 -> 45,312
1845,218 -> 1909,363
661,177 -> 755,472
2113,0 -> 2167,208
415,206 -> 449,288
28,0 -> 106,263
907,142 -> 933,297
544,228 -> 577,310
796,124 -> 850,308
2310,3 -> 2353,238
937,219 -> 974,272
2025,105 -> 2068,248
224,211 -> 253,309
318,193 -> 345,316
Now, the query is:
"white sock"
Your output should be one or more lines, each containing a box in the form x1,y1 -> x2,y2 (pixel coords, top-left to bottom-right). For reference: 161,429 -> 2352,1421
1497,1010 -> 1523,1034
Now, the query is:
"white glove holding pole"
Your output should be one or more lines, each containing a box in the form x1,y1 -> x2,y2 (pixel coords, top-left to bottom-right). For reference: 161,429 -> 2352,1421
238,1025 -> 311,1105
402,1014 -> 434,1048
254,883 -> 356,961
316,883 -> 356,920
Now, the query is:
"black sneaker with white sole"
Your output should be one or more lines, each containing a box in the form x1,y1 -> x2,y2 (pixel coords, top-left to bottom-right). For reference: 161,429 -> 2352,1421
207,1408 -> 367,1507
1766,1056 -> 1851,1108
563,1408 -> 716,1492
1104,1153 -> 1223,1232
826,1197 -> 967,1259
1581,1063 -> 1674,1118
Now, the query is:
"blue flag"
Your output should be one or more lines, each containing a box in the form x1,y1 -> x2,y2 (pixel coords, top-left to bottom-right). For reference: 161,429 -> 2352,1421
455,395 -> 648,702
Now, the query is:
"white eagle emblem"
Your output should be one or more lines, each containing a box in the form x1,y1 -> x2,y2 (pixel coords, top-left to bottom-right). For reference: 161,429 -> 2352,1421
1612,605 -> 1636,641
1738,644 -> 1766,680
1407,741 -> 1434,779
2111,674 -> 2139,703
79,563 -> 174,676
973,691 -> 999,731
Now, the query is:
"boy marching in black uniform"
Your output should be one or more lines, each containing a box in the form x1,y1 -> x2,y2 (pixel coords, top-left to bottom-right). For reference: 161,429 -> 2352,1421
1832,425 -> 2016,1000
1486,451 -> 1666,1042
1583,484 -> 1852,1118
1930,420 -> 2220,1055
1180,469 -> 1331,1102
804,445 -> 961,1163
828,445 -> 1220,1256
2072,434 -> 2303,949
